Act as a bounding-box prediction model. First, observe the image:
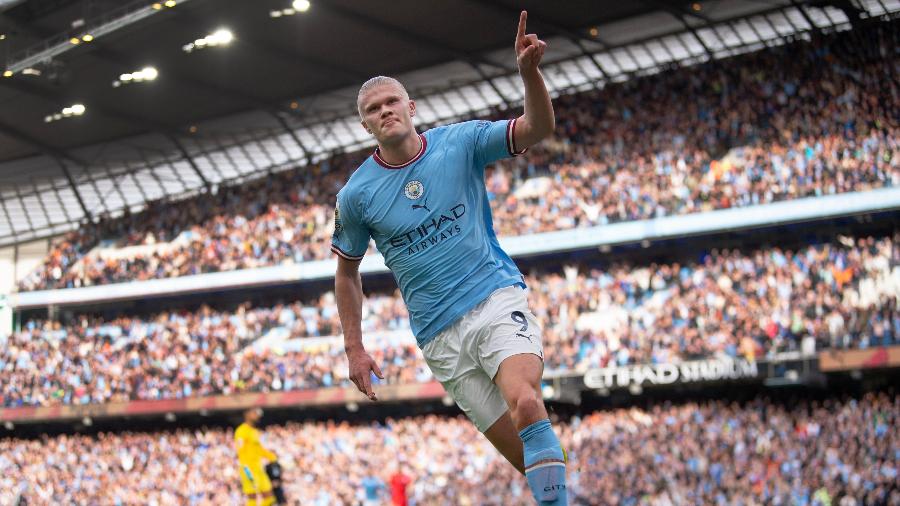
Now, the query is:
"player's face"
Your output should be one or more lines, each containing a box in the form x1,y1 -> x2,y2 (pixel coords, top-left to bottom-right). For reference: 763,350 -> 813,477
359,84 -> 416,145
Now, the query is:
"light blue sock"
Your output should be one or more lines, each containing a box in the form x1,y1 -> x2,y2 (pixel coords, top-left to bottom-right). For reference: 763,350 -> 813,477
520,419 -> 567,505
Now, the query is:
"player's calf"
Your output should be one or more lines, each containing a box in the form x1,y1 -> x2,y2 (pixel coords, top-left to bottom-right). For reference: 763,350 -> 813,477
520,419 -> 567,505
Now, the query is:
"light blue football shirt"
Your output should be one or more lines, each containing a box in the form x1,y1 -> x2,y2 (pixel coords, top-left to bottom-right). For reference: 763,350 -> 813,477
331,119 -> 526,348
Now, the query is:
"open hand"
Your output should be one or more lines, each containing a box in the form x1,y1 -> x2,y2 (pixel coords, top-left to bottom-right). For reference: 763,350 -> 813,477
515,11 -> 547,74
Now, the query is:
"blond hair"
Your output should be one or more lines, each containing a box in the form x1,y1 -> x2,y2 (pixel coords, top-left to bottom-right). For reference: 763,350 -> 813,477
357,76 -> 409,118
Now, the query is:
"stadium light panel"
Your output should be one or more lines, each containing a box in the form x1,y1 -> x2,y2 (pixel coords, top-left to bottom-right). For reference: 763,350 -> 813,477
164,0 -> 176,7
152,2 -> 162,9
0,34 -> 6,40
209,29 -> 233,45
141,66 -> 158,80
272,1 -> 309,18
113,66 -> 158,87
183,28 -> 233,52
2,70 -> 12,77
69,37 -> 80,45
46,103 -> 85,122
81,34 -> 94,42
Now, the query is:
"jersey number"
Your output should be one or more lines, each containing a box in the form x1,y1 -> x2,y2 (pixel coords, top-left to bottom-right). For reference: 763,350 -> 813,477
510,311 -> 528,331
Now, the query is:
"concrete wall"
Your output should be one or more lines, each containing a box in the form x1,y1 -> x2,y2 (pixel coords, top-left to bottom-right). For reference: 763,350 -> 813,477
0,238 -> 50,338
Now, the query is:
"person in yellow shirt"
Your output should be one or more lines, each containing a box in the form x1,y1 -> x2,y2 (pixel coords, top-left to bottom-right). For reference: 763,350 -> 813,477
234,408 -> 278,506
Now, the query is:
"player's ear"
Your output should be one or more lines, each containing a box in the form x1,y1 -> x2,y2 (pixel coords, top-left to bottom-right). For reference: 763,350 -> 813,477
408,99 -> 416,118
360,118 -> 373,135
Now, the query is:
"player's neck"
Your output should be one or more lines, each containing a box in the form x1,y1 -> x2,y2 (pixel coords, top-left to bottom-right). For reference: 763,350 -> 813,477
377,131 -> 421,166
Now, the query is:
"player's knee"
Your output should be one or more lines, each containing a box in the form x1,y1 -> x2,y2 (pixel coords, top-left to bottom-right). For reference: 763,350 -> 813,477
511,390 -> 545,426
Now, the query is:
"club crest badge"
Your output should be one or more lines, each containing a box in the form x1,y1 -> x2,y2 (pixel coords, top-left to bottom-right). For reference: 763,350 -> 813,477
404,180 -> 424,200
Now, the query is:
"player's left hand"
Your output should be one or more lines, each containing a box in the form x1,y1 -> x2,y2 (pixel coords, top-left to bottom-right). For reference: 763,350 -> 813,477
347,348 -> 383,401
515,11 -> 546,74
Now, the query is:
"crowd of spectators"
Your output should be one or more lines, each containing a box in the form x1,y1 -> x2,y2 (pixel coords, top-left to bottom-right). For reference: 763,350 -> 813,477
16,20 -> 898,291
1,392 -> 896,505
3,235 -> 896,408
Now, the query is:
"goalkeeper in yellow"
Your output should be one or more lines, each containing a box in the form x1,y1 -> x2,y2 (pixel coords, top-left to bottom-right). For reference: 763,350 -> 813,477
234,408 -> 278,506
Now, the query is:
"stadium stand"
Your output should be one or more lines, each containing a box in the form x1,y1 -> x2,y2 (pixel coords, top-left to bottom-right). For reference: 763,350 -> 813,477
14,20 -> 898,291
1,3 -> 899,506
3,234 -> 897,408
2,393 -> 897,505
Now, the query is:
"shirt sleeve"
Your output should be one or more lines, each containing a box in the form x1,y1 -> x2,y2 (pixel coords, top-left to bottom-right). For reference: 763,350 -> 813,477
331,188 -> 369,261
472,118 -> 527,168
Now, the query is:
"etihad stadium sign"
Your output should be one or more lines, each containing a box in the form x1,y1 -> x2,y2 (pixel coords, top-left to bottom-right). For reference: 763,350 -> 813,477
583,358 -> 759,389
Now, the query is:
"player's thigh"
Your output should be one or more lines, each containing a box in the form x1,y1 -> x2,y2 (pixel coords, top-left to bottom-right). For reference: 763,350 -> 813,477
240,465 -> 272,493
494,353 -> 544,404
474,286 -> 544,386
421,318 -> 466,384
444,370 -> 509,434
240,468 -> 256,494
423,322 -> 507,432
254,468 -> 272,493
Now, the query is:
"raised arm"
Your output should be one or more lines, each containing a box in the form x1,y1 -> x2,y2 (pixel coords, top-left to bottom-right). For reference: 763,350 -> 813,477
512,10 -> 555,151
336,255 -> 383,400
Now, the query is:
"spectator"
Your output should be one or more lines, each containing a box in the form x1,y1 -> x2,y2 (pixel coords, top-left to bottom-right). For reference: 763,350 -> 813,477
0,393 -> 896,505
16,20 -> 898,291
1,235 -> 897,408
389,465 -> 412,506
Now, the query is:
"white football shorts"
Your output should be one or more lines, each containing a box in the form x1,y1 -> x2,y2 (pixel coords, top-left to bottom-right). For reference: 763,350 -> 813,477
421,285 -> 544,432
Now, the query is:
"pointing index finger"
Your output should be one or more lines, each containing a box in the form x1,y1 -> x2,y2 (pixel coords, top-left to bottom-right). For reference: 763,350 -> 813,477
517,11 -> 527,42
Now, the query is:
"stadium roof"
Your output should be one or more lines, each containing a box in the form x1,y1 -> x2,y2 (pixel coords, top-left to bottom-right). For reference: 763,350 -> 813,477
0,0 -> 896,246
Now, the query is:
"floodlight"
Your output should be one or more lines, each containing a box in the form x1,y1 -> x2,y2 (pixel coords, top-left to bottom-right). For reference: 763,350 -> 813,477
209,29 -> 233,45
141,66 -> 158,80
183,28 -> 233,52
